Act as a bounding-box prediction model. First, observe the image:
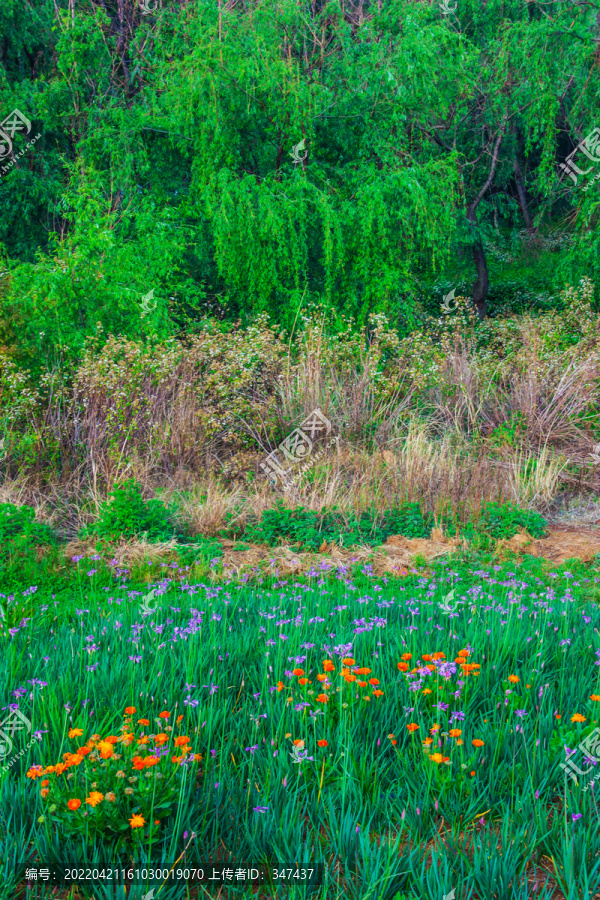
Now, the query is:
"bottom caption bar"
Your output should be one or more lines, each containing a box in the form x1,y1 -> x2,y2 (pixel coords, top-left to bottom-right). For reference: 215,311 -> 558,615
17,864 -> 324,885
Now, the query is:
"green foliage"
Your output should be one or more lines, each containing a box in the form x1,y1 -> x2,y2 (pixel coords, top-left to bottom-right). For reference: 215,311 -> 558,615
81,480 -> 183,543
0,503 -> 56,555
223,500 -> 544,550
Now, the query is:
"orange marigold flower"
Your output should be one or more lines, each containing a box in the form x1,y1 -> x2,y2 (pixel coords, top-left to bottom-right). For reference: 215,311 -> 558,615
406,723 -> 419,732
97,741 -> 114,759
137,736 -> 149,745
316,694 -> 329,703
176,715 -> 183,724
41,788 -> 49,798
358,681 -> 368,687
120,733 -> 135,746
426,664 -> 436,672
293,739 -> 305,748
132,756 -> 147,771
470,770 -> 476,776
85,791 -> 103,807
174,736 -> 190,747
172,755 -> 186,764
456,739 -> 464,745
137,719 -> 150,726
401,653 -> 412,661
472,739 -> 484,747
423,737 -> 433,745
298,677 -> 309,685
67,799 -> 82,811
342,658 -> 355,666
449,729 -> 462,738
41,779 -> 49,787
129,814 -> 145,829
397,662 -> 409,672
458,649 -> 469,657
104,736 -> 119,744
590,695 -> 600,702
77,746 -> 92,756
431,652 -> 445,660
388,733 -> 395,739
571,713 -> 586,723
68,728 -> 83,739
422,689 -> 433,695
369,678 -> 380,686
124,706 -> 136,715
555,714 -> 561,719
154,734 -> 169,744
322,660 -> 335,672
317,673 -> 328,682
429,753 -> 449,764
355,667 -> 371,675
344,674 -> 356,683
317,739 -> 328,747
54,763 -> 66,775
276,681 -> 285,692
292,668 -> 305,676
390,739 -> 397,745
508,675 -> 519,684
422,654 -> 432,662
158,711 -> 170,719
373,690 -> 384,697
430,724 -> 441,733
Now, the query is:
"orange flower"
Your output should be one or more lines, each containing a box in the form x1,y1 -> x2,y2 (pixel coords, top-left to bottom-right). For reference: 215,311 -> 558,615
590,695 -> 600,702
137,719 -> 150,726
317,739 -> 328,747
449,729 -> 462,738
155,819 -> 160,825
129,814 -> 145,829
423,737 -> 433,745
85,791 -> 103,807
358,681 -> 368,687
158,711 -> 170,719
406,723 -> 419,732
132,756 -> 148,770
390,739 -> 397,745
508,675 -> 519,684
124,706 -> 136,715
68,728 -> 83,739
432,652 -> 445,661
293,668 -> 305,676
373,689 -> 384,697
322,660 -> 335,672
54,763 -> 66,775
97,741 -> 114,759
342,658 -> 355,666
77,746 -> 93,756
472,739 -> 484,747
174,736 -> 190,747
41,788 -> 49,798
276,681 -> 284,692
344,674 -> 356,683
298,678 -> 309,685
369,678 -> 380,686
316,694 -> 329,703
120,733 -> 135,746
401,653 -> 412,661
387,733 -> 395,739
456,739 -> 464,746
458,649 -> 469,657
397,662 -> 409,672
67,799 -> 82,811
137,736 -> 149,745
154,733 -> 169,744
176,714 -> 183,724
430,724 -> 441,733
555,714 -> 562,719
422,689 -> 432,695
363,696 -> 371,702
316,673 -> 328,682
571,713 -> 586,723
104,736 -> 119,744
422,654 -> 432,662
429,753 -> 450,764
293,739 -> 305,748
355,667 -> 371,675
172,755 -> 186,764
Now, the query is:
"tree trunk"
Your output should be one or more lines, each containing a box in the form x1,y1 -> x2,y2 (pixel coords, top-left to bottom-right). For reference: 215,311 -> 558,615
471,239 -> 489,320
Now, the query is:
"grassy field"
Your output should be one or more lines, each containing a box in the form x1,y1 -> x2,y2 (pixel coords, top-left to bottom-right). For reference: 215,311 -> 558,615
2,547 -> 600,900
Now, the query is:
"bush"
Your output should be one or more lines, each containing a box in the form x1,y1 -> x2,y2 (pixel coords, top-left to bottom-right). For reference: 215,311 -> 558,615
81,480 -> 183,543
0,503 -> 56,557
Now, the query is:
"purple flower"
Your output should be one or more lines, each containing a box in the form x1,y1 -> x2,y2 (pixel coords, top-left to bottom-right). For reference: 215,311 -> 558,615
572,813 -> 583,822
515,709 -> 528,718
253,806 -> 268,813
